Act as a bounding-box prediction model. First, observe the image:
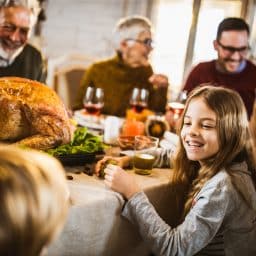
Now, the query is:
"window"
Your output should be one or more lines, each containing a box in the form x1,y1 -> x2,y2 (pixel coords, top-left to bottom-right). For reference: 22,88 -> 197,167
250,7 -> 256,62
151,0 -> 193,90
151,0 -> 245,90
193,0 -> 242,65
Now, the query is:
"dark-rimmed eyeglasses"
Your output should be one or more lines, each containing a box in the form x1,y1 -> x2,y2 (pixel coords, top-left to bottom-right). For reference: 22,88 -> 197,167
126,38 -> 154,48
217,40 -> 250,54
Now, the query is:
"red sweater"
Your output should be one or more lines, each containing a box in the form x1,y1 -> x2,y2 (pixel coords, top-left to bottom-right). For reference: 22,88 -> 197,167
183,60 -> 256,118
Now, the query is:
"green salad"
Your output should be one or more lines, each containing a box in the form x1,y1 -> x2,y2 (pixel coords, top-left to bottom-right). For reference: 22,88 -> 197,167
47,127 -> 105,156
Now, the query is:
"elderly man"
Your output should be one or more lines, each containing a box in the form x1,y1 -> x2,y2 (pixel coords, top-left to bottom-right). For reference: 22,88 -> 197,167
74,15 -> 168,117
183,17 -> 256,120
0,0 -> 46,82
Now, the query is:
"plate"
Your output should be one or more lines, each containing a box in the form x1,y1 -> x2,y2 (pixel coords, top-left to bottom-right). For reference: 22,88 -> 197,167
56,152 -> 97,166
73,109 -> 105,130
120,150 -> 134,157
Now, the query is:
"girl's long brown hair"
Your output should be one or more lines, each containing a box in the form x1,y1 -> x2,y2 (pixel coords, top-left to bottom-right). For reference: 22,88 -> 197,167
171,85 -> 256,220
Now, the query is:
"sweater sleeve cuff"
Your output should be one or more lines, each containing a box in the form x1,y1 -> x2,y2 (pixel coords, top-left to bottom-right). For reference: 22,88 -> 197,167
121,191 -> 149,221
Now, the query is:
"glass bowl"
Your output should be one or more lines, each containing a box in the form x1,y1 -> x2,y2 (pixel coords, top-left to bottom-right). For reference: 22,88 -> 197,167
117,135 -> 135,150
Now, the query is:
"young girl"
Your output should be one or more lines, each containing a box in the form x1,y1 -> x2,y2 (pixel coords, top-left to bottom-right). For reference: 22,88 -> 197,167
96,85 -> 256,255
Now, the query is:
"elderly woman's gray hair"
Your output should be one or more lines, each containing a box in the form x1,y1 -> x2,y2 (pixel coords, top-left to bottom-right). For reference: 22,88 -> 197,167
113,15 -> 153,49
0,0 -> 41,24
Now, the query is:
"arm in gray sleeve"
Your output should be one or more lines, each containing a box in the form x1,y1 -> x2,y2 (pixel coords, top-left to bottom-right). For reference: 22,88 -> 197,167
122,176 -> 232,256
153,148 -> 175,168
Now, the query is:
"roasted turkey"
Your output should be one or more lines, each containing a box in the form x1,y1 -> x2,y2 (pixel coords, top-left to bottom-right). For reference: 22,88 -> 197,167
0,77 -> 73,150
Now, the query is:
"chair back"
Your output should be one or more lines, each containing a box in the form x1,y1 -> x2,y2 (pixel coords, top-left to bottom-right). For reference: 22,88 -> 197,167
47,53 -> 95,109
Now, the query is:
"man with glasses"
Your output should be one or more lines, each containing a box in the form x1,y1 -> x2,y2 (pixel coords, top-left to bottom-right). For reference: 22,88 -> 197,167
0,0 -> 46,82
74,15 -> 168,117
183,17 -> 256,119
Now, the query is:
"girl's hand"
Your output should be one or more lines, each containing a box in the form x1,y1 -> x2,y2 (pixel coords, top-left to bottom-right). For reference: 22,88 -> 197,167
95,156 -> 131,177
104,164 -> 141,200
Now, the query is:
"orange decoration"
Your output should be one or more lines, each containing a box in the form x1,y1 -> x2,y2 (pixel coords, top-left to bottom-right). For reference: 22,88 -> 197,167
121,120 -> 145,136
126,108 -> 154,122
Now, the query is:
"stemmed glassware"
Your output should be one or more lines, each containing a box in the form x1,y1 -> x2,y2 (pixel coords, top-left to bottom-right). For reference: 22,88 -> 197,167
83,87 -> 104,118
166,90 -> 187,132
129,88 -> 149,113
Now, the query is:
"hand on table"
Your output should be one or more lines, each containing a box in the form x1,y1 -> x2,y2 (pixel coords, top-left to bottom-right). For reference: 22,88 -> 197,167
149,74 -> 169,88
104,164 -> 141,200
94,155 -> 130,177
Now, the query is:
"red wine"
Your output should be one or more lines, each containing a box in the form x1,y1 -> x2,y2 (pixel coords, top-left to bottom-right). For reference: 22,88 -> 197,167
130,103 -> 147,113
167,102 -> 185,118
84,104 -> 102,115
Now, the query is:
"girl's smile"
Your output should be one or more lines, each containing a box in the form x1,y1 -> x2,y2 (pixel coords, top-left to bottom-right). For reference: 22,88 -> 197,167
181,97 -> 219,164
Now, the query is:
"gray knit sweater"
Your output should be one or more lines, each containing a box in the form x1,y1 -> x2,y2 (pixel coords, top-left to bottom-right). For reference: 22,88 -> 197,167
122,161 -> 256,255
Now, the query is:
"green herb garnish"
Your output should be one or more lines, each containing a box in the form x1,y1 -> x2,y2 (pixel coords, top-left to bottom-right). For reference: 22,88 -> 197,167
46,127 -> 105,156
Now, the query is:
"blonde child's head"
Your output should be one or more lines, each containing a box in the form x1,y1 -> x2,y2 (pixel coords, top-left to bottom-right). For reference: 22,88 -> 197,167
0,144 -> 69,256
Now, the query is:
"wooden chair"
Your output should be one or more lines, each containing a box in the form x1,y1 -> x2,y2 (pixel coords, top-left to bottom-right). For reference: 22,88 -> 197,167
47,53 -> 95,109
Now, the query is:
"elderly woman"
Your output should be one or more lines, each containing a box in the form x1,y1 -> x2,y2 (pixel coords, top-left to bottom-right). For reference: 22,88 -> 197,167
74,15 -> 169,116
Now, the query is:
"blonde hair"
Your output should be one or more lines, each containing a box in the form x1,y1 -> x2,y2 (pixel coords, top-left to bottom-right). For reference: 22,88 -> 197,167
172,85 -> 256,218
113,15 -> 152,49
0,144 -> 69,256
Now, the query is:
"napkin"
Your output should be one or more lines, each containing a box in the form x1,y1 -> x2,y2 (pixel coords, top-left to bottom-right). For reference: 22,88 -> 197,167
160,131 -> 179,151
104,116 -> 124,144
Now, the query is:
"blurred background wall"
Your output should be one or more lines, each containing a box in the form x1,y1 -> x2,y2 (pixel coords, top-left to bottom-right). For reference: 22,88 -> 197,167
36,0 -> 256,92
41,0 -> 150,58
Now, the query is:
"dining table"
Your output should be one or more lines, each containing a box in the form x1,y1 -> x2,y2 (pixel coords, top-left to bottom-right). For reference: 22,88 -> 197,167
48,166 -> 179,256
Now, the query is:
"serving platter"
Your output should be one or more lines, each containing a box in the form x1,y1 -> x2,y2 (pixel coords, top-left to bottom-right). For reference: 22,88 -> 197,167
56,152 -> 97,166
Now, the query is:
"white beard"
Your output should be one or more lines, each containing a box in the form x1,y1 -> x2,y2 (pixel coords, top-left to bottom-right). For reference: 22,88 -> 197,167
0,43 -> 24,67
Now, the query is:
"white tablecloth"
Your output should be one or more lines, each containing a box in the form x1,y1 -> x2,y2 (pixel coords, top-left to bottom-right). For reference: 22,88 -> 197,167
48,168 -> 176,256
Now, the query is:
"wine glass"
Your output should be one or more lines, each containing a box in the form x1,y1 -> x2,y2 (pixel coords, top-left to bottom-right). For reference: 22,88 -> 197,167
129,88 -> 149,113
83,87 -> 104,117
166,90 -> 187,132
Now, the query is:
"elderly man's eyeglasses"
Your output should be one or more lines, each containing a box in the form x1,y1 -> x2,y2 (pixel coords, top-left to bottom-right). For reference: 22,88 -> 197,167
217,40 -> 250,55
126,38 -> 154,48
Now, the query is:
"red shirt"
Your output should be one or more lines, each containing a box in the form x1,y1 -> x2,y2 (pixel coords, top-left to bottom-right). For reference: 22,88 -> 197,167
183,60 -> 256,118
